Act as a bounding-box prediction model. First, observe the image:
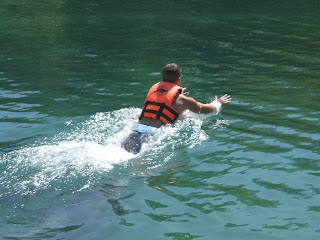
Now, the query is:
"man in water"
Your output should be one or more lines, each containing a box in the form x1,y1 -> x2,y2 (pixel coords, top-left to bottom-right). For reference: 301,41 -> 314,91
122,63 -> 232,153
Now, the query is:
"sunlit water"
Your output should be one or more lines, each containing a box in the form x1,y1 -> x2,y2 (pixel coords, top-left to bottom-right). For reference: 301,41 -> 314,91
0,108 -> 220,238
1,108 -> 211,198
1,1 -> 320,239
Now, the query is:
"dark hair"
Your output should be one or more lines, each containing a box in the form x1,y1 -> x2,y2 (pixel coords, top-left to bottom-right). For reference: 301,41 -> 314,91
162,63 -> 182,83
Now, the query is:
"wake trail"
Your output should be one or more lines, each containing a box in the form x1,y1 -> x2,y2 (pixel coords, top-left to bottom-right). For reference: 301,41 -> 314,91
0,106 -> 224,197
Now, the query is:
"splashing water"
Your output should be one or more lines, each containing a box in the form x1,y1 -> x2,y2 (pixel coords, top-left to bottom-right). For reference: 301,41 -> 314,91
0,107 -> 223,198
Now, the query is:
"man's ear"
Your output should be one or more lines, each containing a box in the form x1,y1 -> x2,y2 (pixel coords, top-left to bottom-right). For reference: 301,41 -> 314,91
176,77 -> 181,86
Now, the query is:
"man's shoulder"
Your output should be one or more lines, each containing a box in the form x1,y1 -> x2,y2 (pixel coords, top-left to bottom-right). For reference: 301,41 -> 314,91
177,94 -> 197,104
174,94 -> 197,113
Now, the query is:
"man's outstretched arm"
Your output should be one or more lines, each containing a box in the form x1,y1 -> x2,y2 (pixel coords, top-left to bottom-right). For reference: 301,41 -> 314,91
175,93 -> 231,114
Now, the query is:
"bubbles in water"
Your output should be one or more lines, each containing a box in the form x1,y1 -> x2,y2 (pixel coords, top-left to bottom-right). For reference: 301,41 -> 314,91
0,107 -> 224,197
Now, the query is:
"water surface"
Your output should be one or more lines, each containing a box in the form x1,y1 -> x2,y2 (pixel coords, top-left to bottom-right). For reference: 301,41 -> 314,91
1,1 -> 320,239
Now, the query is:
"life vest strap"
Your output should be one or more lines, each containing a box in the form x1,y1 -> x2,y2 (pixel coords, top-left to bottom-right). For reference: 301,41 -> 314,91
141,101 -> 179,123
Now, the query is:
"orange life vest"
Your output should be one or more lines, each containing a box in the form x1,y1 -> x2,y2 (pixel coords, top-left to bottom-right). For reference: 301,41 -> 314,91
139,82 -> 182,124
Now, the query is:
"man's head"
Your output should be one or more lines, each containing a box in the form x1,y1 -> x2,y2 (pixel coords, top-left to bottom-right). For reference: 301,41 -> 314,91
162,63 -> 182,84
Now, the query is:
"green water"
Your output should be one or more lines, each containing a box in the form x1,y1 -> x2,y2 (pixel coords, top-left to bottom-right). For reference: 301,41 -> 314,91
1,1 -> 320,239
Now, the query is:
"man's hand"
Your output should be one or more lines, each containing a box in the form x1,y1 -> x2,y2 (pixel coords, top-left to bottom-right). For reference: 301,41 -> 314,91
216,94 -> 232,106
181,87 -> 189,96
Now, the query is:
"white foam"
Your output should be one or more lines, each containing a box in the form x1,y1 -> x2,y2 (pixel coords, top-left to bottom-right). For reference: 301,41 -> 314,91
1,107 -> 225,196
